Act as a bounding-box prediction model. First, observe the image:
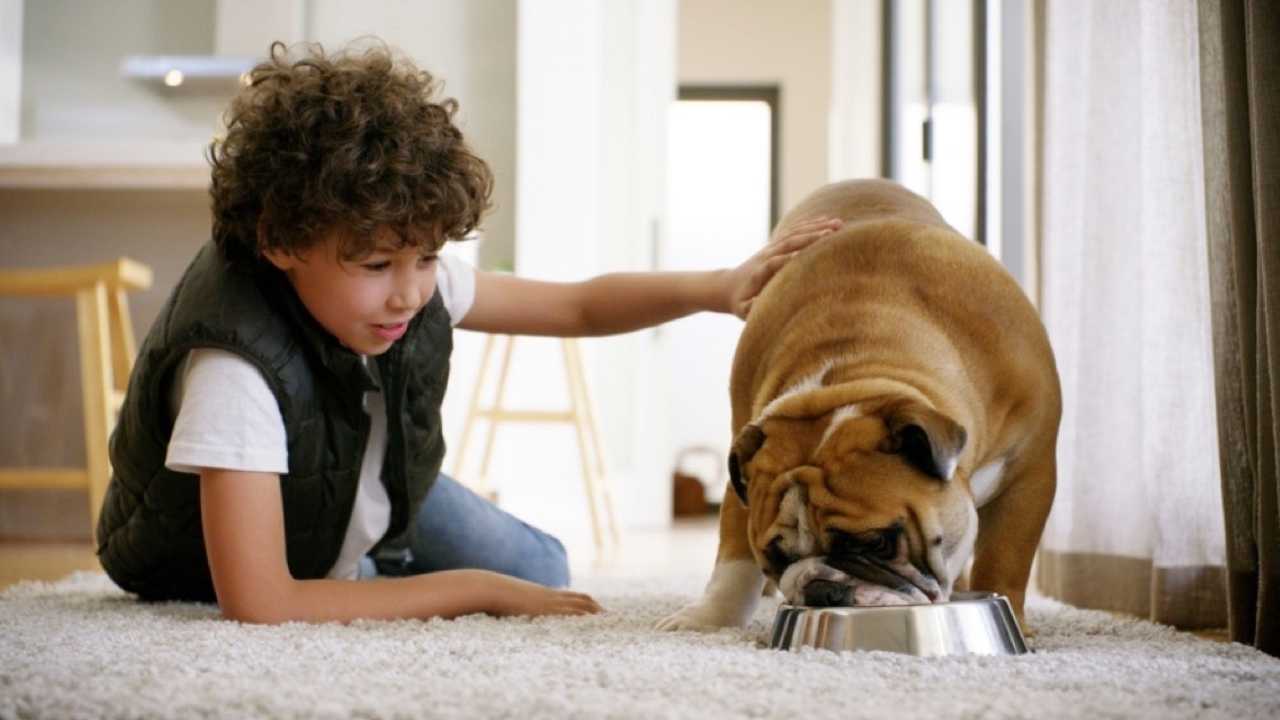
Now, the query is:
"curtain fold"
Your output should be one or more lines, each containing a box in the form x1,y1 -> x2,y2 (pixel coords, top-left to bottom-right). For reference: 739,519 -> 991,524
1036,0 -> 1228,630
1198,0 -> 1280,657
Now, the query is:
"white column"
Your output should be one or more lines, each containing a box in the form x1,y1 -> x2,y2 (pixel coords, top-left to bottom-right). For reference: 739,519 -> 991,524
508,0 -> 675,532
515,0 -> 601,279
595,0 -> 676,529
828,0 -> 882,181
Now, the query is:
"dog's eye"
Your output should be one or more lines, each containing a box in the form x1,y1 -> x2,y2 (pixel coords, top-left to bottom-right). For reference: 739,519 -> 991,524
764,538 -> 791,574
868,531 -> 897,559
830,528 -> 898,561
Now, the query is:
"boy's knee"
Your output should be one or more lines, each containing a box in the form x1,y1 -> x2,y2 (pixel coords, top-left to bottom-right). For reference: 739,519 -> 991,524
535,534 -> 570,588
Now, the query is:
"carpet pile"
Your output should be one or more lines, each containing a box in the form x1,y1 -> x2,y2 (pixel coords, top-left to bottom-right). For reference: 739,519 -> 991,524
2,572 -> 1278,719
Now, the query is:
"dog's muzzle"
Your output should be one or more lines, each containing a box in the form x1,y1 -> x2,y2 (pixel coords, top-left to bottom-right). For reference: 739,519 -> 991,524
778,555 -> 945,608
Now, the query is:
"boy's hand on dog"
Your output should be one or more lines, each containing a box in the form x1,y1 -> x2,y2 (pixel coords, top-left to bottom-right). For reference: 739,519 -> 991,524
723,216 -> 844,319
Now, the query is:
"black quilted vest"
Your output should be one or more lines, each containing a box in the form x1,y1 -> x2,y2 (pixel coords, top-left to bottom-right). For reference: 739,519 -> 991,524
97,241 -> 452,601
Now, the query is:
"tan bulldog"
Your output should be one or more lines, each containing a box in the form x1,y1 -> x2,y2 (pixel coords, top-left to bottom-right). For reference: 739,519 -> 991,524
657,179 -> 1060,633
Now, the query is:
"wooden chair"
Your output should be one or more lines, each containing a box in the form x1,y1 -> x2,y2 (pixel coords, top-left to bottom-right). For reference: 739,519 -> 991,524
0,258 -> 153,534
452,335 -> 621,550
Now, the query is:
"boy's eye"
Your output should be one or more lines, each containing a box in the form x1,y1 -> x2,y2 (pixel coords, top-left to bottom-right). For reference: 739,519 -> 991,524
359,255 -> 434,271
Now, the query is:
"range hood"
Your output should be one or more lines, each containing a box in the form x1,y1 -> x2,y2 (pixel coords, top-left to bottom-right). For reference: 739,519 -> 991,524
119,55 -> 256,90
119,0 -> 304,91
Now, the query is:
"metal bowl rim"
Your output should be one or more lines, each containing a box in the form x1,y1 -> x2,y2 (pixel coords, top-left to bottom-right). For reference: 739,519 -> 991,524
775,591 -> 1011,616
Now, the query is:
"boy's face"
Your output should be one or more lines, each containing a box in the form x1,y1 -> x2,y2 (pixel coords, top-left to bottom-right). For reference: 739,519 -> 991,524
265,226 -> 439,356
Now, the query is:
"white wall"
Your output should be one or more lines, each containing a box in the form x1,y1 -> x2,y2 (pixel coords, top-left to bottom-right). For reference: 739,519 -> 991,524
13,0 -> 518,271
19,0 -> 224,142
677,0 -> 833,211
308,0 -> 518,272
0,0 -> 22,143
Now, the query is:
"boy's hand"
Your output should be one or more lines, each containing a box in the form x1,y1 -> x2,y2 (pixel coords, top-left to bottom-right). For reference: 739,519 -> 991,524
484,572 -> 604,618
721,217 -> 845,319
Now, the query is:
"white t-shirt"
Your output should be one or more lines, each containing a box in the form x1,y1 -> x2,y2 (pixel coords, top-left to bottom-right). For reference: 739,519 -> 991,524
165,253 -> 476,580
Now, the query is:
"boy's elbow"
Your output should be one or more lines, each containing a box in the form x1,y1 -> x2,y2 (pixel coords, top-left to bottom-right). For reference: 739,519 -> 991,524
216,580 -> 297,625
220,601 -> 285,625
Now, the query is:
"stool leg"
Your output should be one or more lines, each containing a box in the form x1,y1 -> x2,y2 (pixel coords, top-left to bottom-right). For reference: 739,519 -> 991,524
562,339 -> 606,550
76,282 -> 114,535
568,339 -> 621,546
108,287 -> 137,392
474,335 -> 516,500
451,333 -> 497,483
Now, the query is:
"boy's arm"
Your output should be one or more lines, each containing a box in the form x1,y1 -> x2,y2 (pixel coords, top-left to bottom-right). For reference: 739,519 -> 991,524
457,217 -> 843,337
200,468 -> 600,624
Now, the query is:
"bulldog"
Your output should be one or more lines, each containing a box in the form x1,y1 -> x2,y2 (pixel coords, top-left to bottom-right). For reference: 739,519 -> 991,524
657,179 -> 1060,633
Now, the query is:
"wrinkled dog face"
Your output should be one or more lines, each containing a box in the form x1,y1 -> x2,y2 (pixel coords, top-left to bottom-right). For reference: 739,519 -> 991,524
731,398 -> 978,608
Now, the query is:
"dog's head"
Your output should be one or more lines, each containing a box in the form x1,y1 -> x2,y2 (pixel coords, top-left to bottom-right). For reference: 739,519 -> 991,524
730,389 -> 977,607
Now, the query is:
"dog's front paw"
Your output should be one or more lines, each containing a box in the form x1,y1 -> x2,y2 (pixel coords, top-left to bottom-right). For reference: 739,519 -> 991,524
655,601 -> 744,632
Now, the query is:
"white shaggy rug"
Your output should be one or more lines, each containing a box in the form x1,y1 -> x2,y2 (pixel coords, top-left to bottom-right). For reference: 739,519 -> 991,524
2,572 -> 1279,720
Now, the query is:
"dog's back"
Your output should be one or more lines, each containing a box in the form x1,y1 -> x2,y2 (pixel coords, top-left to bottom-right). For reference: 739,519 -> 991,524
730,179 -> 1059,462
784,178 -> 953,232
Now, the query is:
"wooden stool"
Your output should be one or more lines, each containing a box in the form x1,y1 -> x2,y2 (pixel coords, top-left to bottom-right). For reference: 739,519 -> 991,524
0,258 -> 153,534
452,335 -> 621,550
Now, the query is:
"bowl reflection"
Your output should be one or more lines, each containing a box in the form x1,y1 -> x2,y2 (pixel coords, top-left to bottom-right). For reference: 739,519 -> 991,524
769,591 -> 1029,657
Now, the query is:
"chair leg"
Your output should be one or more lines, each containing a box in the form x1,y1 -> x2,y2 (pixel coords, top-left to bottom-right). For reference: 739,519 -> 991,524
76,282 -> 114,535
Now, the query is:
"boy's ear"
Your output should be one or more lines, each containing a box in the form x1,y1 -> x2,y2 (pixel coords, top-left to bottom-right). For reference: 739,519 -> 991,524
258,216 -> 295,271
261,246 -> 294,271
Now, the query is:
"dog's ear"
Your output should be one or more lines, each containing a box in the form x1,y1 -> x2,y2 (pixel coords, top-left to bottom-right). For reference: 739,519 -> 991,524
879,401 -> 967,481
728,424 -> 765,505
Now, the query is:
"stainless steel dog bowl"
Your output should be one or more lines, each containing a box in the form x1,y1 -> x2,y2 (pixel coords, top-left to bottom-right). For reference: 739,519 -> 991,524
770,591 -> 1028,657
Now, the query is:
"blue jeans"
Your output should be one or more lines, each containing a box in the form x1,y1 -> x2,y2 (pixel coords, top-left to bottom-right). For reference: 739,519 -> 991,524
359,474 -> 570,587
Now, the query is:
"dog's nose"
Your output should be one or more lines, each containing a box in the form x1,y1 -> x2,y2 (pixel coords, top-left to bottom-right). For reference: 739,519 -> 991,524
803,579 -> 852,607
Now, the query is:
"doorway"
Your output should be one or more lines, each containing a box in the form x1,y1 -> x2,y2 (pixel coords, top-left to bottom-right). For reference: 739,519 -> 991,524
661,85 -> 778,504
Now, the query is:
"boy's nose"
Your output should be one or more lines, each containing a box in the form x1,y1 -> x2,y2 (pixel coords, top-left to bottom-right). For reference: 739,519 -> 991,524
389,281 -> 424,312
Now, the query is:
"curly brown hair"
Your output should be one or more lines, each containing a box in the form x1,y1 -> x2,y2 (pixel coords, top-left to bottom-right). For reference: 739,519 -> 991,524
208,40 -> 493,266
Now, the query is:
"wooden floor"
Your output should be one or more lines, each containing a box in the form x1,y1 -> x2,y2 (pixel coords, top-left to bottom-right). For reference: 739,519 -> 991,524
0,540 -> 101,590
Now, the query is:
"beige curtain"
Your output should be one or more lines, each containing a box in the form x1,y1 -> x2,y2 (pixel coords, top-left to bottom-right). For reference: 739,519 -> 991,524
1035,0 -> 1228,630
1198,0 -> 1279,657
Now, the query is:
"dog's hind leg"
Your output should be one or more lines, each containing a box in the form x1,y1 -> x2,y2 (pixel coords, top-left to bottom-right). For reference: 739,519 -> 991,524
968,441 -> 1057,635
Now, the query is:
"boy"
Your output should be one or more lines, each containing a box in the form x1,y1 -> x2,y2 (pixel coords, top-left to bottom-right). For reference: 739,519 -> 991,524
96,41 -> 841,624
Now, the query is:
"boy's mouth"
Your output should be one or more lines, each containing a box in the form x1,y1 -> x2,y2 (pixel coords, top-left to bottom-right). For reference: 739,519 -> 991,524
371,321 -> 408,342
